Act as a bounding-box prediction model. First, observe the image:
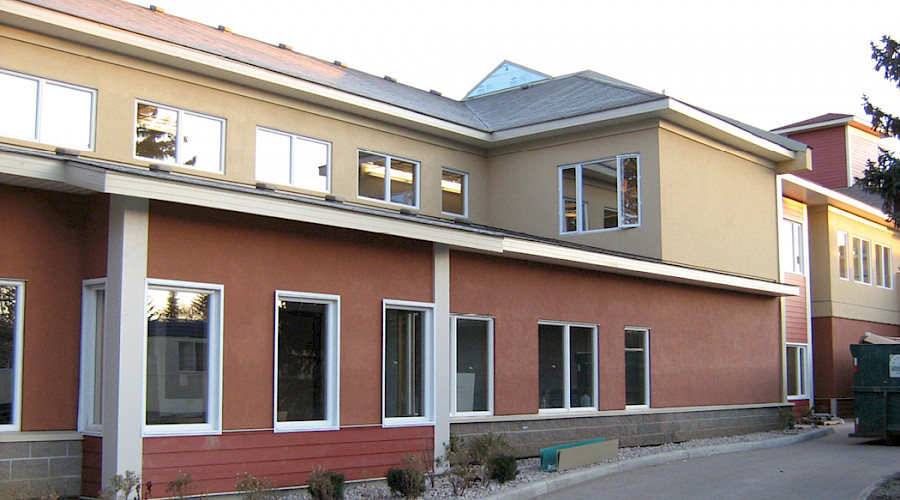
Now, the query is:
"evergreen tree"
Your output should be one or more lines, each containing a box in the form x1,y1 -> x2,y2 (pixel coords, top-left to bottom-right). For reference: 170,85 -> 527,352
858,36 -> 900,225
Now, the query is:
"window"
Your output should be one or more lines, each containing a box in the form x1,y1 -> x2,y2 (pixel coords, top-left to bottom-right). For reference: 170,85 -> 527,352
78,279 -> 105,435
837,231 -> 849,280
560,154 -> 640,233
451,316 -> 493,415
256,127 -> 330,191
625,328 -> 650,407
875,243 -> 893,289
782,219 -> 804,275
145,280 -> 222,435
383,301 -> 433,426
135,101 -> 224,173
358,151 -> 419,207
0,69 -> 95,150
538,322 -> 597,411
852,236 -> 871,284
786,344 -> 808,398
441,169 -> 468,217
274,292 -> 340,431
0,281 -> 24,431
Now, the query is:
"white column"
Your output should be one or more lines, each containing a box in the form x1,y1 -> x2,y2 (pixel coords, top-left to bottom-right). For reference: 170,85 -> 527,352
101,195 -> 148,484
433,244 -> 451,463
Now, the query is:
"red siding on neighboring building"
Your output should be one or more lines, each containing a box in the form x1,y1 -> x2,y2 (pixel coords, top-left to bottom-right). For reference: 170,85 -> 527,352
788,127 -> 849,189
813,317 -> 900,399
449,251 -> 783,413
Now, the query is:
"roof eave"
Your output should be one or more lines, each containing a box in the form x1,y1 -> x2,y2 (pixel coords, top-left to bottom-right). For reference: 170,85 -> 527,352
781,174 -> 891,225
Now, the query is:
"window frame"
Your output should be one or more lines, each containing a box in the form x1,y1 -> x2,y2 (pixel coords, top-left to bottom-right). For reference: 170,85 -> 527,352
875,243 -> 893,289
852,236 -> 872,285
255,126 -> 332,192
143,279 -> 224,437
782,218 -> 804,275
357,150 -> 421,208
78,278 -> 106,436
0,280 -> 25,432
0,68 -> 97,150
624,327 -> 650,409
382,299 -> 434,428
537,321 -> 598,413
558,154 -> 641,234
273,291 -> 341,432
441,168 -> 469,218
133,100 -> 226,174
837,231 -> 849,280
450,315 -> 494,417
786,343 -> 809,399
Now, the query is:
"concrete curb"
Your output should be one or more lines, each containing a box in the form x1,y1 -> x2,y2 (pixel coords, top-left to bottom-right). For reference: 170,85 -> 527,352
483,428 -> 835,500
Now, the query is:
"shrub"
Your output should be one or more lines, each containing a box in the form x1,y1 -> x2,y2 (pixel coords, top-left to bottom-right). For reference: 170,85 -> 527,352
468,432 -> 514,484
166,472 -> 195,499
100,470 -> 143,500
488,454 -> 518,484
444,435 -> 477,496
308,467 -> 345,500
235,473 -> 274,500
385,466 -> 425,499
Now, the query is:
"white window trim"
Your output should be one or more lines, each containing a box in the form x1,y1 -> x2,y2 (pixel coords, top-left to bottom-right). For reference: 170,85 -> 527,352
143,279 -> 223,437
786,343 -> 810,400
133,100 -> 226,173
782,218 -> 804,276
78,278 -> 106,436
358,150 -> 421,208
450,315 -> 493,417
875,243 -> 893,290
382,299 -> 434,428
537,320 -> 598,413
852,236 -> 872,285
624,327 -> 650,409
273,291 -> 340,432
837,231 -> 849,281
558,154 -> 641,235
0,68 -> 97,150
255,126 -> 332,192
0,279 -> 25,432
441,168 -> 469,218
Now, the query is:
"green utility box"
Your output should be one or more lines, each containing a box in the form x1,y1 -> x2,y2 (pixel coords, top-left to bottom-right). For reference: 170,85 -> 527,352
849,343 -> 900,443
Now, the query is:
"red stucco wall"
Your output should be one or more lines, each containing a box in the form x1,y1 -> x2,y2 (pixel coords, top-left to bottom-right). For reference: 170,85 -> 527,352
813,316 -> 900,399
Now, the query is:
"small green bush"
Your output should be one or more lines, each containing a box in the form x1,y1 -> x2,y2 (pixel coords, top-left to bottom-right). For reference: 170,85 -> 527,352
308,467 -> 345,500
488,454 -> 518,484
385,466 -> 425,499
469,432 -> 513,466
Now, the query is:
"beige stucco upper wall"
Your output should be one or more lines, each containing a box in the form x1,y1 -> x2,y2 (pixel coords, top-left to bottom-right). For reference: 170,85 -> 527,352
657,127 -> 780,280
0,28 -> 490,221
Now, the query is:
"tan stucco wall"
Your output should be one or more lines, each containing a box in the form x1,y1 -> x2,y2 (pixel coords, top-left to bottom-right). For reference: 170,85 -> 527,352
658,126 -> 780,280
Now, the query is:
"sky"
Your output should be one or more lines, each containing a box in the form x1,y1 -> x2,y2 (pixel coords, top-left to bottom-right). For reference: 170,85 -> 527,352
129,0 -> 899,134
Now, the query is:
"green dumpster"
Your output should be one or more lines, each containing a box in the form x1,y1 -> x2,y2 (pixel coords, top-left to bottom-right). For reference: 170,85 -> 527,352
849,343 -> 900,443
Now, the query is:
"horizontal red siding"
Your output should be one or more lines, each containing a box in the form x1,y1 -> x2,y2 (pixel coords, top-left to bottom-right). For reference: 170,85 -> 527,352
82,436 -> 102,498
784,273 -> 809,344
788,127 -> 848,189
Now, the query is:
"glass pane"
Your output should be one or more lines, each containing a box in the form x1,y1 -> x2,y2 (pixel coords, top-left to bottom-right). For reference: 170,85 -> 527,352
255,129 -> 291,185
625,330 -> 646,406
41,82 -> 93,150
146,289 -> 210,425
853,238 -> 862,282
384,309 -> 423,418
180,112 -> 223,172
455,318 -> 489,412
0,285 -> 19,426
786,346 -> 803,396
560,167 -> 578,232
862,241 -> 871,283
358,152 -> 386,200
570,327 -> 594,408
136,103 -> 177,163
389,158 -> 417,206
0,72 -> 38,140
442,170 -> 466,215
581,159 -> 618,231
619,156 -> 640,226
876,245 -> 885,287
838,233 -> 848,279
277,301 -> 327,422
293,137 -> 329,192
538,324 -> 564,409
92,289 -> 105,426
885,246 -> 893,288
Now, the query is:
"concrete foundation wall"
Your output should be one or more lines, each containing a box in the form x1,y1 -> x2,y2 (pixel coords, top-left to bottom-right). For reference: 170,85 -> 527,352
0,438 -> 82,499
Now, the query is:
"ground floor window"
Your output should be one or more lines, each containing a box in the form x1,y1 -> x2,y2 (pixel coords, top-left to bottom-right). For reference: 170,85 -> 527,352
625,328 -> 650,407
78,279 -> 106,435
0,281 -> 24,431
786,344 -> 808,398
383,301 -> 433,426
538,322 -> 597,411
145,280 -> 222,435
275,292 -> 340,431
452,316 -> 493,415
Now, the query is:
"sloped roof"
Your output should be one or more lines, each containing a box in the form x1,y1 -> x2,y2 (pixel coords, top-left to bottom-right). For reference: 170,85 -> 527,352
835,182 -> 886,211
774,113 -> 854,131
464,60 -> 550,99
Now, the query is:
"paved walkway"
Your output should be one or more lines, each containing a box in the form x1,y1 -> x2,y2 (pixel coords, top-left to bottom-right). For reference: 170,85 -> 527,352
491,424 -> 899,500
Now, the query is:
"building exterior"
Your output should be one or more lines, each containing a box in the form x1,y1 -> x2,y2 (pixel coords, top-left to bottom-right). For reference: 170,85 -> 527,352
776,114 -> 900,417
0,0 -> 809,497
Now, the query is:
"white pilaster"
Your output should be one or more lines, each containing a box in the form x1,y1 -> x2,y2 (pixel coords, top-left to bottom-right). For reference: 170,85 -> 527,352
101,195 -> 148,484
433,244 -> 451,463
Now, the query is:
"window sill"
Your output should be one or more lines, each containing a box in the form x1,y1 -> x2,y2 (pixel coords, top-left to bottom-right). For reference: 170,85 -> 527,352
274,422 -> 339,433
383,417 -> 434,428
143,424 -> 221,437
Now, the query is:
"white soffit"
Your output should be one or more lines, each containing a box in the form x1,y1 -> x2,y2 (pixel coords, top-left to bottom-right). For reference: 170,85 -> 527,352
781,174 -> 889,225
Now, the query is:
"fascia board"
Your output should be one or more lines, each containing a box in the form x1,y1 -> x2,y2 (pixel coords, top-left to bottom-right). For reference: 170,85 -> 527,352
772,116 -> 880,136
0,149 -> 68,183
781,174 -> 889,225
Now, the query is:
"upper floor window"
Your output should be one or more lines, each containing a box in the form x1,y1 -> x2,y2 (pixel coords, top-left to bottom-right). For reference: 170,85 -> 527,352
135,101 -> 224,173
358,151 -> 419,207
560,154 -> 640,234
441,169 -> 468,217
837,231 -> 849,280
256,127 -> 330,192
875,243 -> 893,289
0,69 -> 95,150
852,236 -> 871,284
781,219 -> 804,275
